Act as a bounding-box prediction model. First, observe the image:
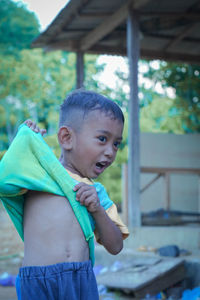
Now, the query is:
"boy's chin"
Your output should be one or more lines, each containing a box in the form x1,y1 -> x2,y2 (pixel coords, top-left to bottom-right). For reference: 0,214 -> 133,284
90,170 -> 102,179
90,174 -> 99,179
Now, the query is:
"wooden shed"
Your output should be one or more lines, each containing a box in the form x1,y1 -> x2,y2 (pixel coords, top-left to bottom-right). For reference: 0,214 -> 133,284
32,0 -> 200,227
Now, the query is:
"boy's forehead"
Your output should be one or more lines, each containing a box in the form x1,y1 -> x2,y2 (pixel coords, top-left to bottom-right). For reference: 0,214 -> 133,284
84,110 -> 124,132
85,109 -> 119,122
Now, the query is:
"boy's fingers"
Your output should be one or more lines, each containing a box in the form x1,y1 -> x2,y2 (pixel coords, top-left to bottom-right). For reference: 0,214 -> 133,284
73,182 -> 87,191
73,185 -> 80,191
41,129 -> 47,136
24,119 -> 33,126
30,124 -> 38,132
75,186 -> 93,199
24,120 -> 46,135
78,190 -> 92,204
25,120 -> 36,131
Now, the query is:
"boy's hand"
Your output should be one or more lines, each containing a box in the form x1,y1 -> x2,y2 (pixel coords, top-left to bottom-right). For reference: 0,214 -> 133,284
24,119 -> 46,136
73,183 -> 101,213
74,184 -> 123,255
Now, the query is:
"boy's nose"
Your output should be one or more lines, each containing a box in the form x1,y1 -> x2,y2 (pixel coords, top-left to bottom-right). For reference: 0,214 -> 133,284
104,146 -> 114,158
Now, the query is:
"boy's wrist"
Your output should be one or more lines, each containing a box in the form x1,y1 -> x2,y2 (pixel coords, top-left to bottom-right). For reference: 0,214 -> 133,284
90,205 -> 104,217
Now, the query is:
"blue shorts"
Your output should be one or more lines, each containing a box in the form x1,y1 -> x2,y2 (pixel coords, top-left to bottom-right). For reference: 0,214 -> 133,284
16,260 -> 99,300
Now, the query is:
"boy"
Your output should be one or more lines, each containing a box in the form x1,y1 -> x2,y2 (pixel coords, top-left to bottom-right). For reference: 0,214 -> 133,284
0,90 -> 129,299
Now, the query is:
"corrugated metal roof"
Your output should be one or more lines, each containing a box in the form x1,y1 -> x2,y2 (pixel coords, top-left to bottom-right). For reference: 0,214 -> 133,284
32,0 -> 200,64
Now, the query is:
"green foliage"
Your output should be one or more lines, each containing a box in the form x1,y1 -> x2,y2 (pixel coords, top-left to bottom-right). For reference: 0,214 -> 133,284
0,0 -> 40,55
44,134 -> 60,158
0,1 -> 106,151
142,60 -> 200,132
0,49 -> 77,149
107,59 -> 200,133
140,95 -> 187,134
0,149 -> 5,160
0,0 -> 126,207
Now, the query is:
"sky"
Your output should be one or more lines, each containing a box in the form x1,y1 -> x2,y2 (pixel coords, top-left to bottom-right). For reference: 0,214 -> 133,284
14,0 -> 69,31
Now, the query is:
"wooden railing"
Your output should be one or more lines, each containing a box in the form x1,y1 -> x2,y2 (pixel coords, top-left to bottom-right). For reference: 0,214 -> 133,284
122,164 -> 200,225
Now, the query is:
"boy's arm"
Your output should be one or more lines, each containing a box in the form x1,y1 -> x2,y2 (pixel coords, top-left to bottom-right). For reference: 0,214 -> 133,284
74,183 -> 123,255
92,206 -> 123,254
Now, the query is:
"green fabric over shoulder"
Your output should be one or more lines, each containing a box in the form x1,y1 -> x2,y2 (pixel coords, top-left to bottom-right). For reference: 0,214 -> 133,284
0,124 -> 95,265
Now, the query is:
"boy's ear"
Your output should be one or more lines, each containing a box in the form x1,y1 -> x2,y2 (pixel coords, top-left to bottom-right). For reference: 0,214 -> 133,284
57,126 -> 73,150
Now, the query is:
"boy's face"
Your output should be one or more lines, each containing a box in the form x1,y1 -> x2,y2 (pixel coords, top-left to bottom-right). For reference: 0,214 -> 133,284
67,110 -> 124,179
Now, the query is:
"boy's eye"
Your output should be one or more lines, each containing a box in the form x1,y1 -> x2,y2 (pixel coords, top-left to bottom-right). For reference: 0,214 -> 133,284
98,136 -> 107,142
114,141 -> 121,149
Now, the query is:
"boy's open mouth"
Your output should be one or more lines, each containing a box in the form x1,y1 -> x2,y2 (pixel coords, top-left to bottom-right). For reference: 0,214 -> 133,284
96,162 -> 107,170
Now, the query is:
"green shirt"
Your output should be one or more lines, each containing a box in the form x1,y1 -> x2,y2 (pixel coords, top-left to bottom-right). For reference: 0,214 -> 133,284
0,125 -> 95,264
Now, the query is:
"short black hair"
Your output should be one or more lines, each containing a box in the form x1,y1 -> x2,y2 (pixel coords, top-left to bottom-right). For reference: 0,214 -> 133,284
59,89 -> 124,130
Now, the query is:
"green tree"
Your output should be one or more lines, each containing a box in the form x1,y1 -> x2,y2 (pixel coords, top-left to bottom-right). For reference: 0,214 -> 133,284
140,95 -> 188,134
106,59 -> 200,133
0,49 -> 77,149
0,0 -> 40,55
0,0 -> 125,206
142,61 -> 200,132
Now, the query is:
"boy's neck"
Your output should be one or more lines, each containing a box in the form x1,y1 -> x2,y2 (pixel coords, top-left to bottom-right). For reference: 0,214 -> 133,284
59,156 -> 93,183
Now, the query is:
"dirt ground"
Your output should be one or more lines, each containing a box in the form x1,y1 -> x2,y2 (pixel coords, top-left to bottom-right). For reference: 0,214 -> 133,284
0,209 -> 23,300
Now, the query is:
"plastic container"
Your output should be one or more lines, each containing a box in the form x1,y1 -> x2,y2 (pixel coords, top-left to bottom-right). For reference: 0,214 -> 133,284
0,272 -> 16,286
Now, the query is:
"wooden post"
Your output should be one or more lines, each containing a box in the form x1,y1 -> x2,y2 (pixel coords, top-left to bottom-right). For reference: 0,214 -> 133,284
76,52 -> 84,88
164,173 -> 170,210
127,10 -> 141,227
198,175 -> 200,212
122,163 -> 128,225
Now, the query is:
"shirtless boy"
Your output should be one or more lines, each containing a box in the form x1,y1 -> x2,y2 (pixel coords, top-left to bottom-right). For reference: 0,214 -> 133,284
6,90 -> 129,299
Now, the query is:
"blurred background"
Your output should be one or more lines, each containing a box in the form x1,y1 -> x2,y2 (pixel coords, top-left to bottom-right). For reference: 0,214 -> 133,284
0,1 -> 200,298
0,0 -> 199,211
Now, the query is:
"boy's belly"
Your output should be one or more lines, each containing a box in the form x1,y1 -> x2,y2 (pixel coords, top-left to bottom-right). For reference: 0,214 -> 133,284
22,191 -> 89,266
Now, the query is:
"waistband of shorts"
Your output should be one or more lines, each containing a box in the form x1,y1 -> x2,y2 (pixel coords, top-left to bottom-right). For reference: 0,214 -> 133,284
19,260 -> 93,278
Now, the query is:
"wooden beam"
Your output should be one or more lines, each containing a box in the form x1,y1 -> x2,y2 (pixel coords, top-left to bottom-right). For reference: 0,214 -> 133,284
141,166 -> 200,175
127,10 -> 141,227
140,174 -> 162,193
143,33 -> 200,44
41,40 -> 78,52
139,11 -> 200,19
78,12 -> 112,18
84,45 -> 127,56
33,0 -> 93,45
163,1 -> 200,51
132,0 -> 151,9
141,49 -> 200,64
88,45 -> 200,64
79,1 -> 131,51
79,0 -> 150,51
164,23 -> 198,51
40,40 -> 200,64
